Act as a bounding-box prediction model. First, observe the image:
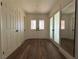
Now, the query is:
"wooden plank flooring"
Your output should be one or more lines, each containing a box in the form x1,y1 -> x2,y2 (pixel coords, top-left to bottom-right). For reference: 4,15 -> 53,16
7,39 -> 66,59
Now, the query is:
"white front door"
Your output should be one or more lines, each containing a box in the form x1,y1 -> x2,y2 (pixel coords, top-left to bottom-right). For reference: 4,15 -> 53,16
24,16 -> 49,39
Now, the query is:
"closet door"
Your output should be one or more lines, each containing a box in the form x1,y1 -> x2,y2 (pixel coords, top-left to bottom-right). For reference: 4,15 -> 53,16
1,3 -> 8,58
54,11 -> 60,44
16,9 -> 22,47
50,16 -> 54,39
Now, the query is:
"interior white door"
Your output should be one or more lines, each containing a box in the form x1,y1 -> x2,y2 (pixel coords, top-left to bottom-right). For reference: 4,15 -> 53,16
54,11 -> 60,44
50,16 -> 54,39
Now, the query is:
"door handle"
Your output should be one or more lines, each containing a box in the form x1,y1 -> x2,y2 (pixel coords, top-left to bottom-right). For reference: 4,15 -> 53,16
16,30 -> 19,32
52,29 -> 54,31
36,28 -> 40,31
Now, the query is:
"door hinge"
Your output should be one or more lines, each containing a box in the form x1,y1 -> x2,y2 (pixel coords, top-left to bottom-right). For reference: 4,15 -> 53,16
1,2 -> 2,6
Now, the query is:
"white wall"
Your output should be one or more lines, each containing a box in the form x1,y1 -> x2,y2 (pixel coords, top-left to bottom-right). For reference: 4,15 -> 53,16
24,14 -> 50,39
0,0 -> 25,59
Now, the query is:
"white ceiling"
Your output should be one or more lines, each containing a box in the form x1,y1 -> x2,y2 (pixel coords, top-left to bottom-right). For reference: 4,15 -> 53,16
7,0 -> 58,14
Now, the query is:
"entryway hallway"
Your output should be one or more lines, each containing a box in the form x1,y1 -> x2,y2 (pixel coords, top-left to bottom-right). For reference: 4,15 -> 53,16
0,0 -> 77,59
7,39 -> 66,59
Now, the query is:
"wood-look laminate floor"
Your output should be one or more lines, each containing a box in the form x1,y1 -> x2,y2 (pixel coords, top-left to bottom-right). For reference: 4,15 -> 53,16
7,39 -> 66,59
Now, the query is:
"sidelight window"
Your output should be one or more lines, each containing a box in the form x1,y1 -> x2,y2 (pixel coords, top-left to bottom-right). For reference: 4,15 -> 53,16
31,20 -> 36,29
39,20 -> 44,30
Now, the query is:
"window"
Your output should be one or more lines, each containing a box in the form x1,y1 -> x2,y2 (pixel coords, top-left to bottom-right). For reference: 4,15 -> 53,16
61,20 -> 65,30
39,20 -> 44,30
31,20 -> 36,29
